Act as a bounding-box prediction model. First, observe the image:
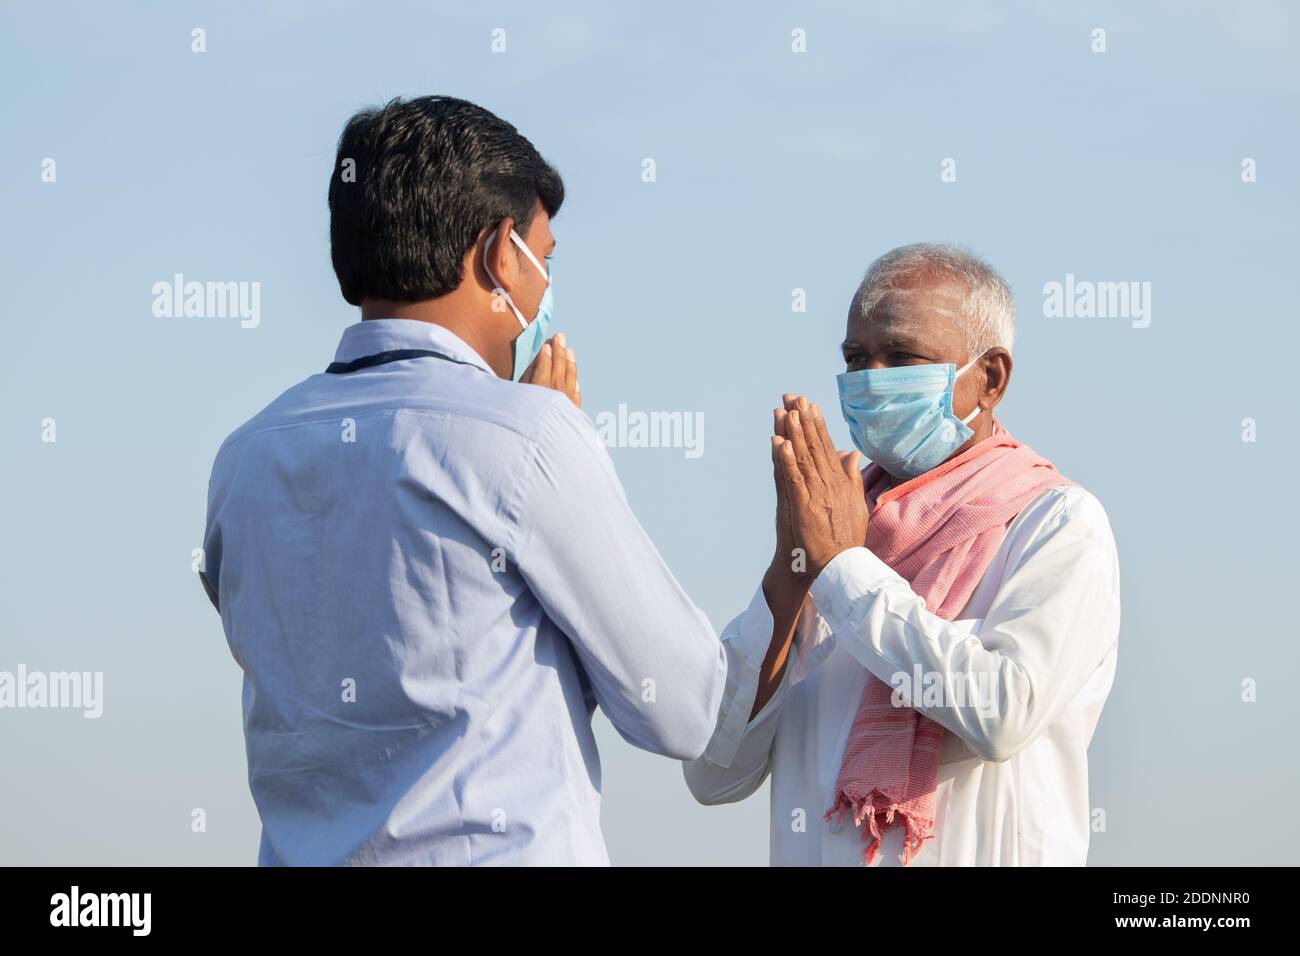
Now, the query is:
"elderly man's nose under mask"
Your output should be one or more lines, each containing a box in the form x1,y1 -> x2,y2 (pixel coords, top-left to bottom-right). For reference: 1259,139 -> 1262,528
836,353 -> 984,480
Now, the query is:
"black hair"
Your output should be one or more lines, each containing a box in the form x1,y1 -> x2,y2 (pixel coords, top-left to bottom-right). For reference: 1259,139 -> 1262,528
328,95 -> 564,305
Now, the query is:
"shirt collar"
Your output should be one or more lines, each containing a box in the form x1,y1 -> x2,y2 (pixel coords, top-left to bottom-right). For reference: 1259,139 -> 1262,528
331,319 -> 495,376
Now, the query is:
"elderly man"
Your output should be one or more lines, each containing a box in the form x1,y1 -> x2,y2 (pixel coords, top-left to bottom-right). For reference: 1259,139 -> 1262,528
685,244 -> 1120,866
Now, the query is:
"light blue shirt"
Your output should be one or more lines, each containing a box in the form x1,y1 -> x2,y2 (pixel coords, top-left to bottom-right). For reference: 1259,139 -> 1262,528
202,319 -> 730,865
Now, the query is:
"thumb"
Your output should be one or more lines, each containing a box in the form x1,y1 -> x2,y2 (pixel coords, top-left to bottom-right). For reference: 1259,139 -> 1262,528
840,450 -> 863,486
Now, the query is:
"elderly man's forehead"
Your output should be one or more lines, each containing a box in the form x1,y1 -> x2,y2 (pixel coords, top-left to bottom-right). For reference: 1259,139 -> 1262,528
857,274 -> 967,317
849,275 -> 968,343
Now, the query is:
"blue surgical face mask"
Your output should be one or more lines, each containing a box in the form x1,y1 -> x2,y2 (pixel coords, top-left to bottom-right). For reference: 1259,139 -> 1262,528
482,228 -> 553,381
836,354 -> 984,480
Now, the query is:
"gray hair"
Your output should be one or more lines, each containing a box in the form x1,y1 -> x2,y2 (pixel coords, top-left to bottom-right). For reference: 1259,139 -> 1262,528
856,243 -> 1015,356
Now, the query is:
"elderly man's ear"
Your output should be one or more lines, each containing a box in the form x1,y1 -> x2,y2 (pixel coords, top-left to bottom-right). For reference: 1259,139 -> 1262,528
979,349 -> 1013,408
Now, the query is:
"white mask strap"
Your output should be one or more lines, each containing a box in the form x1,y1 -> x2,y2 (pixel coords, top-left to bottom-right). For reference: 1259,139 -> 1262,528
507,229 -> 549,282
955,353 -> 982,378
483,228 -> 550,330
956,352 -> 985,425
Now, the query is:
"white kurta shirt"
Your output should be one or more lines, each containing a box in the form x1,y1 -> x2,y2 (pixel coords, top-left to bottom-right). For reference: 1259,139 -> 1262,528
684,484 -> 1120,866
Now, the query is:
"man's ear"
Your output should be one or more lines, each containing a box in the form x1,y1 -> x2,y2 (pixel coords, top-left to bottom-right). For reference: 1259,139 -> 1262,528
481,217 -> 518,293
984,348 -> 1013,408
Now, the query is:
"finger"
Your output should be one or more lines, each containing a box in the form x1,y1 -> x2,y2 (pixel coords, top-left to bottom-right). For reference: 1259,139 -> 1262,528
787,395 -> 825,479
772,436 -> 795,557
810,404 -> 848,486
776,436 -> 809,505
774,406 -> 788,438
573,379 -> 582,409
801,403 -> 838,489
783,393 -> 802,413
547,339 -> 570,391
784,409 -> 821,491
771,435 -> 788,500
563,347 -> 578,402
551,332 -> 566,385
813,404 -> 841,459
542,332 -> 566,387
772,436 -> 794,508
842,450 -> 867,540
528,342 -> 553,384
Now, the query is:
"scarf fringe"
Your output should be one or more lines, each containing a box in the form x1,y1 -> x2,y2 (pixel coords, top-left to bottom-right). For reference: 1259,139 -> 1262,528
825,790 -> 935,866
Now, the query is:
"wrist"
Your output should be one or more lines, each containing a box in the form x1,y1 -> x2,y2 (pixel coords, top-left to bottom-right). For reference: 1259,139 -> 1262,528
763,561 -> 810,610
809,543 -> 858,579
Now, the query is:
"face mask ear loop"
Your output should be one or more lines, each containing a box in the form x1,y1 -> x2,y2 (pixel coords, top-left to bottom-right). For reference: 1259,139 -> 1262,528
483,229 -> 530,331
954,352 -> 984,379
508,229 -> 550,284
955,352 -> 985,426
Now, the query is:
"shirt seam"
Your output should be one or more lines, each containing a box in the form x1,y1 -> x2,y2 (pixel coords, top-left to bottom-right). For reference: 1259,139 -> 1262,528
510,397 -> 594,562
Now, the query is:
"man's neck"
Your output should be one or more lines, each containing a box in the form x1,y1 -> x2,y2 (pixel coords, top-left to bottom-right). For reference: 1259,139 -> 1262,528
359,296 -> 509,378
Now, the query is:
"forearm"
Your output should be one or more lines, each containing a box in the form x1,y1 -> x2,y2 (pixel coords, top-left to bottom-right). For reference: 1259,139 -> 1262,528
517,399 -> 728,760
749,565 -> 809,720
684,585 -> 791,805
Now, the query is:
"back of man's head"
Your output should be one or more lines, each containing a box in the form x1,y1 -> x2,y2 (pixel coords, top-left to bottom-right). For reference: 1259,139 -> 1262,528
328,95 -> 564,306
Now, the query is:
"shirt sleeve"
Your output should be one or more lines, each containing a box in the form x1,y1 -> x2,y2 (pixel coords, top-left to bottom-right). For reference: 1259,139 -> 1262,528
512,396 -> 729,761
682,585 -> 824,805
807,487 -> 1121,763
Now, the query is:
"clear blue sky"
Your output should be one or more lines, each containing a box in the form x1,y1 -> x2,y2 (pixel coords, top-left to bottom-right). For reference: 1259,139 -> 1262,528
2,0 -> 1298,864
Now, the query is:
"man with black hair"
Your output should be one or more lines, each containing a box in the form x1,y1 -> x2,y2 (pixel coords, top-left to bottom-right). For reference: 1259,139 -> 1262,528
200,96 -> 731,866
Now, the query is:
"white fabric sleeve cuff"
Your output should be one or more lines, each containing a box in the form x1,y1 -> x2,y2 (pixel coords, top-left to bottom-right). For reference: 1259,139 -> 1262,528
699,584 -> 779,768
808,546 -> 900,632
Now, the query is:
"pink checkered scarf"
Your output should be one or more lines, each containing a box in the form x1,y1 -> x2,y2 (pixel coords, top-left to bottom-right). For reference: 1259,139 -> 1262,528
824,421 -> 1073,865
